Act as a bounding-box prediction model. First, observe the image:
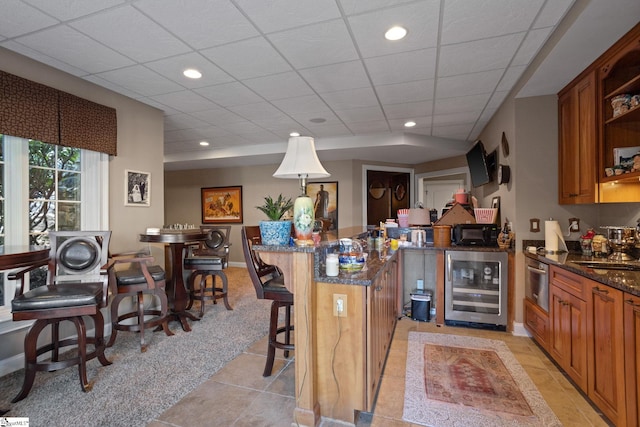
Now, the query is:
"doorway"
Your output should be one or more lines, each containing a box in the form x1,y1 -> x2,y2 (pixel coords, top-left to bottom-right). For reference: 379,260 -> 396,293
416,167 -> 470,221
363,165 -> 414,226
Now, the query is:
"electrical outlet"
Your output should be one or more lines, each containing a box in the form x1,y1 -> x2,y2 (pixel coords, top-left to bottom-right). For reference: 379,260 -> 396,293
569,217 -> 580,232
333,293 -> 347,317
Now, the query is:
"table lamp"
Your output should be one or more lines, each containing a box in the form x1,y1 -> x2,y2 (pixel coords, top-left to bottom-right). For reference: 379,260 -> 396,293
273,136 -> 330,245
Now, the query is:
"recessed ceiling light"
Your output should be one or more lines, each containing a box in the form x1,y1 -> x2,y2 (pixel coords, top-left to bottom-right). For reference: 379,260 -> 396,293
289,132 -> 300,137
199,141 -> 209,146
404,121 -> 416,128
310,118 -> 326,123
385,26 -> 407,41
183,68 -> 202,79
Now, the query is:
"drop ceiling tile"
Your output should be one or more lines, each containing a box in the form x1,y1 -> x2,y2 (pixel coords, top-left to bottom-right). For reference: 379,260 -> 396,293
496,65 -> 526,92
365,48 -> 436,85
136,97 -> 180,115
512,27 -> 553,66
145,52 -> 233,89
333,106 -> 386,123
1,40 -> 87,76
216,121 -> 268,134
83,74 -> 144,99
339,0 -> 418,15
345,121 -> 391,134
190,108 -> 248,126
434,93 -> 491,115
252,116 -> 303,132
304,123 -> 353,138
438,33 -> 524,77
299,61 -> 370,93
150,90 -> 220,113
534,0 -> 575,28
96,65 -> 184,97
69,5 -> 191,62
235,0 -> 341,34
388,116 -> 430,131
135,0 -> 259,49
243,71 -> 314,101
0,1 -> 58,38
486,91 -> 509,110
436,70 -> 502,99
441,0 -> 544,45
164,114 -> 210,131
200,37 -> 292,80
348,1 -> 440,58
271,95 -> 333,115
432,122 -> 475,140
432,110 -> 479,126
268,19 -> 358,69
383,101 -> 432,119
195,82 -> 264,107
376,80 -> 433,104
228,102 -> 294,121
23,0 -> 125,21
320,87 -> 379,110
13,26 -> 135,74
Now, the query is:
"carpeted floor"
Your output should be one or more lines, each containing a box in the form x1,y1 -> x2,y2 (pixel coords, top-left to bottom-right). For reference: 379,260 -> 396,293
0,267 -> 271,427
403,331 -> 562,427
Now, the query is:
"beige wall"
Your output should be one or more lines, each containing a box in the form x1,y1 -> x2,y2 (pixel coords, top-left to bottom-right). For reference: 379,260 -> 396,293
0,47 -> 165,255
165,159 -> 366,264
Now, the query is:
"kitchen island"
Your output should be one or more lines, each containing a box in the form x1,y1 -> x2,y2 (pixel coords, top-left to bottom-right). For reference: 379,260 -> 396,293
254,227 -> 514,426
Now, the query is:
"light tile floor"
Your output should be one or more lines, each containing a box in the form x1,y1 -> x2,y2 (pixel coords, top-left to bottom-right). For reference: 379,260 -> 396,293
147,318 -> 611,427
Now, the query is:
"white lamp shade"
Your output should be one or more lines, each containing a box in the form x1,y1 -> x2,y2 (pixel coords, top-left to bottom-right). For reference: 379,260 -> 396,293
273,136 -> 330,179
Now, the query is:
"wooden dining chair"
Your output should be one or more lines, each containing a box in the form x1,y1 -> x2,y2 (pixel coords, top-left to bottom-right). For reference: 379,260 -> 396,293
241,226 -> 294,376
9,231 -> 113,402
183,225 -> 233,317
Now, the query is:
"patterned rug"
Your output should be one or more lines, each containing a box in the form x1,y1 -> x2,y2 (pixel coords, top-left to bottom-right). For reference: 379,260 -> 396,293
403,332 -> 562,426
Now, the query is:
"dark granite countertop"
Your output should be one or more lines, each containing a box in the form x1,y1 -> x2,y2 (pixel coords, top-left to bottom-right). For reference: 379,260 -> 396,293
255,227 -> 513,287
524,250 -> 640,297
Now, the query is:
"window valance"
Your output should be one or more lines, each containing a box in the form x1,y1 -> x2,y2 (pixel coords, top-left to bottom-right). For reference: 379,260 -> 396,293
0,70 -> 117,156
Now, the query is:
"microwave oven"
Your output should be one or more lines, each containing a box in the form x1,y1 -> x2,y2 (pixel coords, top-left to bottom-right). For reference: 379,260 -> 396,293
452,223 -> 499,246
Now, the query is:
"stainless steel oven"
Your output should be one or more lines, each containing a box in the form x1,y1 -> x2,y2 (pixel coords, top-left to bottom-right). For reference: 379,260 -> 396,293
525,257 -> 549,312
444,250 -> 508,330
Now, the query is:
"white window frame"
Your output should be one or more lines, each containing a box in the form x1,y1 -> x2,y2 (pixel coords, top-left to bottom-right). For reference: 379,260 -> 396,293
0,135 -> 109,330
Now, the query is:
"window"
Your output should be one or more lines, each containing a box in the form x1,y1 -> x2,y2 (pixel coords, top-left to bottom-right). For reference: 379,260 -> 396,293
0,134 -> 108,325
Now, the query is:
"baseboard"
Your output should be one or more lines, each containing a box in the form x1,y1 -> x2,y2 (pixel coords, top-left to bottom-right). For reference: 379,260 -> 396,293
511,322 -> 530,337
0,353 -> 27,377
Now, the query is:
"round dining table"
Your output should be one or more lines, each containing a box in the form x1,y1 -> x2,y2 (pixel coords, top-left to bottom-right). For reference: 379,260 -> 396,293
139,230 -> 207,332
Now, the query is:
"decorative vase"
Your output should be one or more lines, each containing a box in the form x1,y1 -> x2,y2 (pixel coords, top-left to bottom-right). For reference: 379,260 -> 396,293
259,220 -> 292,245
293,195 -> 314,245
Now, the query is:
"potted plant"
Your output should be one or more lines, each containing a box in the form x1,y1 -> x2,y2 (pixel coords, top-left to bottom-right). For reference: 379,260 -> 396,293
256,194 -> 294,245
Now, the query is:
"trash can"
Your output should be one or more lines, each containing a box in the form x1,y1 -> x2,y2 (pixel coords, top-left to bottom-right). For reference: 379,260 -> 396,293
411,290 -> 432,322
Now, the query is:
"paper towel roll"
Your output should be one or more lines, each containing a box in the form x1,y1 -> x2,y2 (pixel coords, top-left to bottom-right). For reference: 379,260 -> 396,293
545,220 -> 568,253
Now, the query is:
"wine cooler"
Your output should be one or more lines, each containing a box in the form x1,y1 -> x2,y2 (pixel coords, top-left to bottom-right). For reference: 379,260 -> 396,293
444,250 -> 508,330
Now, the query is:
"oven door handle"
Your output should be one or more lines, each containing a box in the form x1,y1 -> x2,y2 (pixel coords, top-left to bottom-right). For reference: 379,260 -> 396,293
447,253 -> 452,282
526,265 -> 547,275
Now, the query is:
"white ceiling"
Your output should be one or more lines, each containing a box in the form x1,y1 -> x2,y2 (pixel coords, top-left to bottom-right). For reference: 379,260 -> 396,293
1,0 -> 638,171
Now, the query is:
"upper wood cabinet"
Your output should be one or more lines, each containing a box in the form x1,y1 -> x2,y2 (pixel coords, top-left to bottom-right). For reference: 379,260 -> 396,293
558,23 -> 640,204
558,71 -> 598,204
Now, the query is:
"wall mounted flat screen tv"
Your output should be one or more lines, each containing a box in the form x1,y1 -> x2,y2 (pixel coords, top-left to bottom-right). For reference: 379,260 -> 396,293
466,140 -> 492,187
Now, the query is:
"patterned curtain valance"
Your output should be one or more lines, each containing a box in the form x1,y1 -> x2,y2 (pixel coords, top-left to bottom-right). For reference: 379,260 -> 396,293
0,70 -> 117,156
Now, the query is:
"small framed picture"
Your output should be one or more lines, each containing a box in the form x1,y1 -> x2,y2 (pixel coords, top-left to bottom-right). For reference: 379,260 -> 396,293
307,182 -> 338,231
201,186 -> 243,224
125,170 -> 150,207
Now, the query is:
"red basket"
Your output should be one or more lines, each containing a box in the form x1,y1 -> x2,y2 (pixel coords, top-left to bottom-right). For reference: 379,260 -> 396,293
474,208 -> 498,224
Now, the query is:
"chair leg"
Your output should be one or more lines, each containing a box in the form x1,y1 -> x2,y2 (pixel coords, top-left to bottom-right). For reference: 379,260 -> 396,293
13,319 -> 48,402
71,316 -> 91,392
106,293 -> 126,348
138,292 -> 148,352
284,305 -> 291,358
216,272 -> 232,311
92,311 -> 111,367
264,301 -> 280,377
186,272 -> 196,311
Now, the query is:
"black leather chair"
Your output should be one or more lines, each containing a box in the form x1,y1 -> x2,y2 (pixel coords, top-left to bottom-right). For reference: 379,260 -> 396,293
183,225 -> 232,317
106,248 -> 173,352
9,231 -> 113,402
241,226 -> 293,376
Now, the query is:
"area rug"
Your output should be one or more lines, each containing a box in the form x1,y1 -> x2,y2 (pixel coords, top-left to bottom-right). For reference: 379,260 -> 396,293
403,332 -> 562,426
0,267 -> 271,427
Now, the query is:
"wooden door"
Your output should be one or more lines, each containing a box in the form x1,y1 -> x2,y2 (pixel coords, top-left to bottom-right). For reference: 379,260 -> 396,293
624,293 -> 640,427
367,170 -> 409,225
588,284 -> 626,425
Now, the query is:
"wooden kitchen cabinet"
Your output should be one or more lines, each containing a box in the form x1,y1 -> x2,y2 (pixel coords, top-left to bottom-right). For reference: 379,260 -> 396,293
315,254 -> 398,423
524,297 -> 549,351
558,70 -> 598,204
549,266 -> 588,390
587,282 -> 626,426
624,293 -> 640,427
